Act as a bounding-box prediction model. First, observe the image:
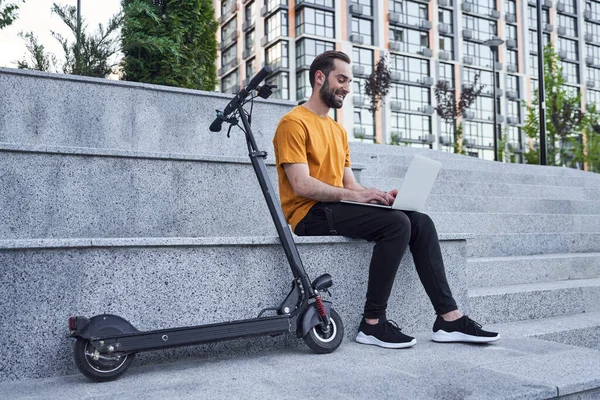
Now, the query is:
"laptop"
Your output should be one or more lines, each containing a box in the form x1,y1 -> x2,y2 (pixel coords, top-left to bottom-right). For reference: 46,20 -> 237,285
341,154 -> 442,211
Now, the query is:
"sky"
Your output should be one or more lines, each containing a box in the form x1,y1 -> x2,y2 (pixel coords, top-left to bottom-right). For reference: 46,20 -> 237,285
0,0 -> 123,68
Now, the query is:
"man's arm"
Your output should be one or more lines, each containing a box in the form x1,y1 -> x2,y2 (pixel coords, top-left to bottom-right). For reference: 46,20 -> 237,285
342,167 -> 366,191
283,163 -> 392,205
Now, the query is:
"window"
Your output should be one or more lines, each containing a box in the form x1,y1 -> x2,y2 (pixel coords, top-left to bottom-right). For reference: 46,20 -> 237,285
246,58 -> 256,80
265,10 -> 288,42
221,44 -> 238,68
389,0 -> 428,27
587,44 -> 600,63
245,30 -> 255,54
296,38 -> 334,69
266,72 -> 289,99
352,77 -> 371,108
528,6 -> 550,26
245,1 -> 255,26
295,7 -> 334,37
464,42 -> 497,68
390,113 -> 431,143
353,0 -> 373,17
266,41 -> 289,70
463,121 -> 496,154
221,70 -> 239,93
296,70 -> 312,100
506,24 -> 517,40
465,0 -> 496,16
221,18 -> 237,45
588,1 -> 600,21
559,38 -> 579,61
470,96 -> 500,121
438,8 -> 454,33
390,27 -> 429,55
586,22 -> 600,43
588,89 -> 600,105
352,17 -> 374,45
588,67 -> 600,83
561,0 -> 577,14
528,31 -> 551,54
505,0 -> 516,16
506,75 -> 520,93
439,36 -> 454,59
298,0 -> 334,6
354,109 -> 375,140
390,84 -> 431,112
353,47 -> 374,75
507,99 -> 520,119
221,0 -> 235,18
266,0 -> 288,10
390,55 -> 430,83
463,16 -> 497,41
559,15 -> 578,37
529,54 -> 539,77
507,50 -> 518,68
464,67 -> 499,96
561,61 -> 580,84
439,63 -> 454,88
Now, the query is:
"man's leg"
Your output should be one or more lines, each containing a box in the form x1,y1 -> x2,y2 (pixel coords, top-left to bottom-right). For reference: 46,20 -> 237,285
295,202 -> 418,348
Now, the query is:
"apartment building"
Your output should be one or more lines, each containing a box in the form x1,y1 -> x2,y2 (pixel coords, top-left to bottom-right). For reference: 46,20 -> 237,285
214,0 -> 600,161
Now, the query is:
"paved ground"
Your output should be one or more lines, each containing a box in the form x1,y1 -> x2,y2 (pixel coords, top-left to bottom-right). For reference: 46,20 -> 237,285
2,331 -> 600,400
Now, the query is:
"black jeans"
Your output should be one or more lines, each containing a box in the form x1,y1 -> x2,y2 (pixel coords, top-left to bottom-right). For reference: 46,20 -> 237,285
294,202 -> 458,319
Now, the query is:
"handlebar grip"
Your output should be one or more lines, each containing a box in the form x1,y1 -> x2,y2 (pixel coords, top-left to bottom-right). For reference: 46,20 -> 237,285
246,66 -> 273,92
209,117 -> 223,132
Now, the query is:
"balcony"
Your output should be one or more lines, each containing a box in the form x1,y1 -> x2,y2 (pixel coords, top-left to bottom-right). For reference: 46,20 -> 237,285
219,3 -> 239,23
418,105 -> 435,114
507,64 -> 518,73
418,76 -> 434,86
390,100 -> 404,111
586,56 -> 595,67
242,20 -> 255,32
462,2 -> 472,13
506,90 -> 519,100
543,23 -> 553,33
463,56 -> 474,65
462,29 -> 472,40
557,26 -> 566,36
506,13 -> 516,23
587,80 -> 596,88
350,34 -> 364,45
352,65 -> 366,76
349,3 -> 363,15
439,51 -> 451,61
506,39 -> 517,49
439,23 -> 449,34
419,48 -> 433,57
585,33 -> 594,43
489,10 -> 500,19
389,41 -> 402,51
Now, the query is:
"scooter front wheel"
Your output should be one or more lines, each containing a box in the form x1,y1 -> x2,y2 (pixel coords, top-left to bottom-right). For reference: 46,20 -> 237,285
74,338 -> 135,382
303,308 -> 344,354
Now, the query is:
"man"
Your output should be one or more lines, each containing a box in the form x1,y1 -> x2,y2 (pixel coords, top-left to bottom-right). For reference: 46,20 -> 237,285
272,50 -> 499,348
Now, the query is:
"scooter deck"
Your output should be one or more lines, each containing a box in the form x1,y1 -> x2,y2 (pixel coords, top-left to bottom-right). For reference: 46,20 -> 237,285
89,314 -> 295,353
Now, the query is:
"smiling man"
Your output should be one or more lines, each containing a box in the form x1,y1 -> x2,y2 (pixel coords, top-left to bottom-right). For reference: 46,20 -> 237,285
272,50 -> 499,348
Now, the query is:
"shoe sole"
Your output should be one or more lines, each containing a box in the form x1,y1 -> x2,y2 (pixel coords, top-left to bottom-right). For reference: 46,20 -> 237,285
355,332 -> 417,349
431,330 -> 500,343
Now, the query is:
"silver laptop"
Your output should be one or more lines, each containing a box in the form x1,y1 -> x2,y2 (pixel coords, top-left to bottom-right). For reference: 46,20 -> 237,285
341,154 -> 441,211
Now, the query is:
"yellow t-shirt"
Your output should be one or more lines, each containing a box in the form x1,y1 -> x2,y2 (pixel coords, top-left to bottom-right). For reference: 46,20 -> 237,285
272,106 -> 351,231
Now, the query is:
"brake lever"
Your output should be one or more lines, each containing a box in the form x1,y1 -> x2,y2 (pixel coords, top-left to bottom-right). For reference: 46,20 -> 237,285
226,116 -> 238,138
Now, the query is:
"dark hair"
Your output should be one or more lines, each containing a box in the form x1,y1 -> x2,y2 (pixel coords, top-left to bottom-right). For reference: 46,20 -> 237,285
309,50 -> 351,88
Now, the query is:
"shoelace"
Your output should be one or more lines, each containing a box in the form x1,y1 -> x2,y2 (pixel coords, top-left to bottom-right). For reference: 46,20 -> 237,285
386,320 -> 406,337
461,315 -> 483,334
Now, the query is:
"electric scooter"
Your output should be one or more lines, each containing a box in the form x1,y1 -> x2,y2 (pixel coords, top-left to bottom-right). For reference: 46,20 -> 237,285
68,66 -> 344,382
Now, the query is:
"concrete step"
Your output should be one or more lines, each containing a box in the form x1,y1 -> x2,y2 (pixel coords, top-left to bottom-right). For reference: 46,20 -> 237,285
469,278 -> 600,324
360,175 -> 600,201
487,311 -> 600,351
2,333 -> 600,399
357,160 -> 589,188
351,143 -> 600,185
468,252 -> 600,287
467,232 -> 600,257
426,195 -> 600,215
430,212 -> 600,235
0,234 -> 468,381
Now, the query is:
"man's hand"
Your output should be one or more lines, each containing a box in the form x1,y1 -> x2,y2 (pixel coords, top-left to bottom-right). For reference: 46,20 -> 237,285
351,187 -> 398,206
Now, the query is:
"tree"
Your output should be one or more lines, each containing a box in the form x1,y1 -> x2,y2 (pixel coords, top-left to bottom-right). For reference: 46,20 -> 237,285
51,3 -> 123,77
17,3 -> 123,77
522,43 -> 586,166
17,31 -> 58,72
573,104 -> 600,173
120,0 -> 218,90
434,73 -> 485,155
365,56 -> 391,115
0,0 -> 23,29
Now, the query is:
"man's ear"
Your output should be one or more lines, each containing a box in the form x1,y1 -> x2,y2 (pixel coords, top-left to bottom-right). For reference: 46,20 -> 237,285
315,70 -> 325,86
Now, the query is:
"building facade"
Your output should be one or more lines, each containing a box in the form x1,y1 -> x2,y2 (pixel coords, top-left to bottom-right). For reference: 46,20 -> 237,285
214,0 -> 600,161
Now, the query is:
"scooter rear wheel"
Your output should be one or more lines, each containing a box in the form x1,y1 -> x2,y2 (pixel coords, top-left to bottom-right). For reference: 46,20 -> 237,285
74,339 -> 135,382
303,308 -> 344,354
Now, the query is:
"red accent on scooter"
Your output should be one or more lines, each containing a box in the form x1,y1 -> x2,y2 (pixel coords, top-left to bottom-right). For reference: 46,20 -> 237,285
315,296 -> 327,317
69,317 -> 77,331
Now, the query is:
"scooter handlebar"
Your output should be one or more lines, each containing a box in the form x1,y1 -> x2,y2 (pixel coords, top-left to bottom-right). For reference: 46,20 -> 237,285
209,66 -> 273,132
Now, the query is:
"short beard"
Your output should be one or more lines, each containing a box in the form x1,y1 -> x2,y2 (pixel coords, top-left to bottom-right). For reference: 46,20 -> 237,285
319,77 -> 344,109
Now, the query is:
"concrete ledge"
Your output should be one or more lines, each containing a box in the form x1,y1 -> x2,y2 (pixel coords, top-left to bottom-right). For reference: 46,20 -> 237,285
0,235 -> 469,381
